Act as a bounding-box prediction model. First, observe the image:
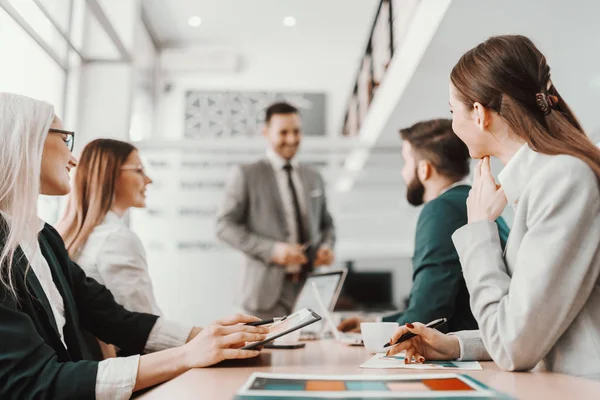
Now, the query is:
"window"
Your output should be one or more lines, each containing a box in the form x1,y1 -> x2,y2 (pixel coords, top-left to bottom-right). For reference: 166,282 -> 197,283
0,5 -> 69,224
129,21 -> 157,141
0,7 -> 66,115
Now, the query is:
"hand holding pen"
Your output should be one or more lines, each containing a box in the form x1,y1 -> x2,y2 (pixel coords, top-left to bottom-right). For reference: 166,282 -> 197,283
383,318 -> 447,348
385,318 -> 461,364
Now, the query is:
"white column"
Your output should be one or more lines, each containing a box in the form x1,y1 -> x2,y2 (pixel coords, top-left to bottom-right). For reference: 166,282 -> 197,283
75,0 -> 141,147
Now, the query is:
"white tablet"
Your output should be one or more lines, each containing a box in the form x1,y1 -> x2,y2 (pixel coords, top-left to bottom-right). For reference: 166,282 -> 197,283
242,308 -> 321,350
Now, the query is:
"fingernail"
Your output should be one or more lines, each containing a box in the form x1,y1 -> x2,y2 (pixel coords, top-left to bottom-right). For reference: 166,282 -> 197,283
406,323 -> 414,329
404,357 -> 409,364
419,357 -> 425,363
389,337 -> 393,344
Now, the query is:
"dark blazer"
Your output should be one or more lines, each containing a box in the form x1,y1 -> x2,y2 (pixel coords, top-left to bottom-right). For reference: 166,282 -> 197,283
0,222 -> 158,399
383,185 -> 510,332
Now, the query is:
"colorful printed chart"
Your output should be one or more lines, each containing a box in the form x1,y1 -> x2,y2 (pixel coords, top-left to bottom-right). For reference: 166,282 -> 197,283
236,373 -> 513,398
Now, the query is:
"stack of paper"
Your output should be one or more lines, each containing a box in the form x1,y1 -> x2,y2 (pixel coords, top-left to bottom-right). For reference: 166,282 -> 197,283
360,354 -> 482,370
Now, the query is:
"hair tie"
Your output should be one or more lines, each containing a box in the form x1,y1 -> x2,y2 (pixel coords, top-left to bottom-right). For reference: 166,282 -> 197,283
535,92 -> 559,115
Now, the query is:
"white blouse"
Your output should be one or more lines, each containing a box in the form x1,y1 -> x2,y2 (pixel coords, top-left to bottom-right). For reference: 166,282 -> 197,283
74,211 -> 162,316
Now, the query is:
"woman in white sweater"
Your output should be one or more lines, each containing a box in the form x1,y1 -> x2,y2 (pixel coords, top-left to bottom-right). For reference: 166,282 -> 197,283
57,139 -> 173,359
388,35 -> 600,380
57,139 -> 161,316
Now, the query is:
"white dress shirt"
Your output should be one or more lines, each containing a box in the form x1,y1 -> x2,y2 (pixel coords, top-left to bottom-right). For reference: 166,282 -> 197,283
20,218 -> 192,400
20,229 -> 68,348
74,211 -> 162,316
439,178 -> 471,196
266,149 -> 308,274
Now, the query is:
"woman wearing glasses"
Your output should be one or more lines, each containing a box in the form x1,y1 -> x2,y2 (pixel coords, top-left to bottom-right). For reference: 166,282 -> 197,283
0,92 -> 267,399
57,139 -> 162,319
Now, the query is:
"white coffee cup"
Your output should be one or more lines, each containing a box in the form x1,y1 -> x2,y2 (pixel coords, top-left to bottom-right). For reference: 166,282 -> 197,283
360,322 -> 399,354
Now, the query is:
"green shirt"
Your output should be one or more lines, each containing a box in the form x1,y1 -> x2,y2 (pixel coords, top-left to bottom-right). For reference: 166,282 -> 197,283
383,185 -> 510,332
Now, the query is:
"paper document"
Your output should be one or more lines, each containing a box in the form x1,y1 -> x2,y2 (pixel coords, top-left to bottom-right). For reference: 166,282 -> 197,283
360,353 -> 482,370
267,308 -> 315,339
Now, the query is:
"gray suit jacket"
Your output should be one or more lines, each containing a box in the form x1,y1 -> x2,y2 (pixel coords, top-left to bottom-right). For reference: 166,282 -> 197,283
451,145 -> 600,380
216,159 -> 335,313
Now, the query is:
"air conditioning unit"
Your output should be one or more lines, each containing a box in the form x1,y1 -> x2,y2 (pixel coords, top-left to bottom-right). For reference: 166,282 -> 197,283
160,45 -> 240,74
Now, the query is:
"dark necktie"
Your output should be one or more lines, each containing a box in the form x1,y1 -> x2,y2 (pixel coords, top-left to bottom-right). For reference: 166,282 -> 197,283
283,164 -> 312,280
283,164 -> 307,246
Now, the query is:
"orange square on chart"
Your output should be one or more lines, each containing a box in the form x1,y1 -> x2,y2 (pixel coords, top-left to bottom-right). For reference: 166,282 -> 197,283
423,378 -> 474,391
305,380 -> 346,391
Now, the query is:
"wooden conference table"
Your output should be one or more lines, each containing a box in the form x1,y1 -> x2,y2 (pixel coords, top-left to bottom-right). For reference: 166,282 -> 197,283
139,340 -> 600,399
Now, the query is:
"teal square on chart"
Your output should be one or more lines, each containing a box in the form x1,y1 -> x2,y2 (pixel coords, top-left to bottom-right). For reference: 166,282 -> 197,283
429,361 -> 459,368
345,381 -> 388,391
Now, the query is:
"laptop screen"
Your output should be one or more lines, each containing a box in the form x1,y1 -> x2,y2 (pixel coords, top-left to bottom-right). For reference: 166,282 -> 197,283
334,270 -> 394,311
292,270 -> 346,314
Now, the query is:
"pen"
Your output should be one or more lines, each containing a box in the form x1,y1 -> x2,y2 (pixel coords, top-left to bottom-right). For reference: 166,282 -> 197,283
382,318 -> 447,348
245,316 -> 287,326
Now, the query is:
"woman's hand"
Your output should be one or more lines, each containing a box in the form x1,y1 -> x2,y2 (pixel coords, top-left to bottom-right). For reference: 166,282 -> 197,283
183,313 -> 268,368
387,322 -> 460,363
337,316 -> 363,333
467,156 -> 507,223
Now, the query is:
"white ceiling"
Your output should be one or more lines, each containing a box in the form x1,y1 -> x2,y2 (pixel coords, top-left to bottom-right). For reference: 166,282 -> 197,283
142,0 -> 380,50
375,0 -> 600,147
347,0 -> 600,251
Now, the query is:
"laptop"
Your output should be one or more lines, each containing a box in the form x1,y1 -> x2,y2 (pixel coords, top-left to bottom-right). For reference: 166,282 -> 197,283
292,269 -> 347,335
308,280 -> 363,346
334,270 -> 396,312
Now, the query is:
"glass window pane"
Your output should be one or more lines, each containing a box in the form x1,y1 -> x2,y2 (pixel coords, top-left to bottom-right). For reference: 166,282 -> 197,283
5,0 -> 69,63
33,0 -> 72,33
0,7 -> 66,116
0,7 -> 67,224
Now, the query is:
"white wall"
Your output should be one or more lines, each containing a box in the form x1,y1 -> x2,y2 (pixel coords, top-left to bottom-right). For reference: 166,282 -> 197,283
138,15 -> 427,323
129,140 -> 419,325
76,0 -> 142,145
157,44 -> 360,140
130,15 -> 158,141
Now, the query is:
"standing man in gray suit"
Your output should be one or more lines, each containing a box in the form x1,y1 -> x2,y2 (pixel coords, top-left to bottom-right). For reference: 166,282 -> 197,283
216,102 -> 336,318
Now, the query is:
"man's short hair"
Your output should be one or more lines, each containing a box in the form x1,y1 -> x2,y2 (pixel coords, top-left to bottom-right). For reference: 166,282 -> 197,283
400,119 -> 470,180
265,102 -> 299,124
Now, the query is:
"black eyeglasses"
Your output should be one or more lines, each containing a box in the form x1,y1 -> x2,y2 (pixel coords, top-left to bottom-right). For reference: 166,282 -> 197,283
49,128 -> 75,152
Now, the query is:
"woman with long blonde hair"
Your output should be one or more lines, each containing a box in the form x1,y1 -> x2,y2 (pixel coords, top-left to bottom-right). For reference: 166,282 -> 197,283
57,139 -> 161,316
0,92 -> 267,399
